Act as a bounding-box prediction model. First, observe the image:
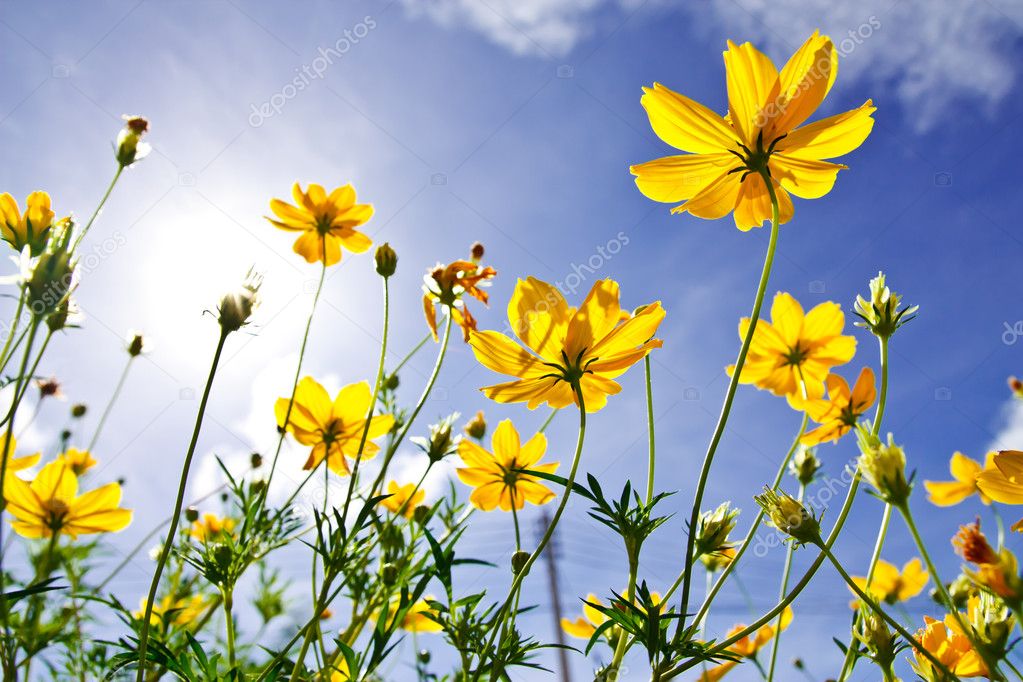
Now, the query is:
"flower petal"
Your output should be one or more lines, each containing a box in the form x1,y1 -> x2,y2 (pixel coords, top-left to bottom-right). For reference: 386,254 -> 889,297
723,40 -> 780,145
776,100 -> 876,160
641,83 -> 738,154
631,153 -> 736,203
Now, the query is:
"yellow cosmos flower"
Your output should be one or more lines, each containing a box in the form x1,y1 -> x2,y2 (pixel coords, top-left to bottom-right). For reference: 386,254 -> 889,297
57,448 -> 97,475
3,460 -> 131,539
276,377 -> 395,476
134,594 -> 206,627
631,32 -> 875,231
265,182 -> 373,266
912,611 -> 987,680
456,419 -> 557,511
976,450 -> 1023,506
926,451 -> 997,507
469,277 -> 665,413
422,257 -> 497,342
386,597 -> 442,633
801,367 -> 875,445
849,558 -> 928,607
560,593 -> 608,640
698,607 -> 793,682
0,190 -> 55,256
0,434 -> 41,474
379,480 -> 425,519
729,292 -> 855,405
190,513 -> 235,542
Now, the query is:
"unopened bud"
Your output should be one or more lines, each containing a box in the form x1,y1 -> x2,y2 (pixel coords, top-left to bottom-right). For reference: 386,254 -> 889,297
381,562 -> 399,585
127,332 -> 147,357
217,269 -> 261,333
417,649 -> 431,664
250,452 -> 263,468
789,447 -> 821,486
185,507 -> 200,523
116,115 -> 150,167
412,504 -> 430,525
470,241 -> 485,263
375,242 -> 398,277
464,410 -> 486,440
511,550 -> 531,575
70,403 -> 87,418
754,487 -> 821,546
383,373 -> 400,391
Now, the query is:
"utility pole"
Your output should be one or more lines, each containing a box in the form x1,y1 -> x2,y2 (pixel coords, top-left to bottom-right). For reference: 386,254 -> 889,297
538,510 -> 572,682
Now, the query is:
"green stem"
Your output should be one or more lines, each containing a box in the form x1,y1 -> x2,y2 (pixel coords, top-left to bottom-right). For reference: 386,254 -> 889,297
86,355 -> 134,452
644,355 -> 656,505
766,482 -> 804,681
897,501 -> 1002,678
136,329 -> 229,680
473,382 -> 587,681
684,411 -> 807,619
676,170 -> 781,633
369,315 -> 453,497
259,258 -> 327,512
820,544 -> 958,680
538,408 -> 557,434
390,332 -> 432,378
222,587 -> 236,670
339,275 -> 391,527
0,288 -> 26,372
839,334 -> 891,680
609,552 -> 640,673
72,164 -> 124,253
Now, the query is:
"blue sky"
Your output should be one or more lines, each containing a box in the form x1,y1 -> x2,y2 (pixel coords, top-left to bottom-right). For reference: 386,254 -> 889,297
2,0 -> 1023,679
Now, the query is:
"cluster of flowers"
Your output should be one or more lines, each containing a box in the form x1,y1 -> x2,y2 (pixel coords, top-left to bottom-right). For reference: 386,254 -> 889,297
0,27 -> 1018,682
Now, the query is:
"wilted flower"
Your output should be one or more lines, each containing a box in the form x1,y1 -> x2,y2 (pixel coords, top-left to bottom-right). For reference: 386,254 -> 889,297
853,272 -> 917,338
953,522 -> 1023,605
116,115 -> 150,167
754,487 -> 820,546
0,191 -> 55,256
1009,376 -> 1023,400
422,254 -> 496,342
217,269 -> 261,333
856,430 -> 911,506
35,376 -> 64,400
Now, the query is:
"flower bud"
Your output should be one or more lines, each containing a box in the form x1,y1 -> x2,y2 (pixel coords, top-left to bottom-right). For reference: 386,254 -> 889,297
411,413 -> 460,463
116,115 -> 150,167
463,410 -> 486,440
383,373 -> 400,391
381,562 -> 399,585
27,248 -> 75,315
185,507 -> 200,523
1010,376 -> 1023,400
970,591 -> 1015,652
417,649 -> 431,664
789,447 -> 821,486
470,241 -> 485,263
217,269 -> 261,333
856,430 -> 911,505
853,271 -> 918,338
694,502 -> 738,558
71,403 -> 87,418
375,242 -> 397,277
511,550 -> 531,575
754,487 -> 821,547
319,608 -> 333,620
47,298 -> 72,332
412,504 -> 430,525
854,607 -> 898,670
250,452 -> 263,469
944,573 -> 975,609
700,546 -> 735,572
213,544 -> 233,571
126,331 -> 148,357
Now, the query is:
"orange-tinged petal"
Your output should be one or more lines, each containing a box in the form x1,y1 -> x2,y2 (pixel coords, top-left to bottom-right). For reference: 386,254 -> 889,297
672,169 -> 742,221
640,83 -> 738,154
949,452 -> 983,483
566,279 -> 621,360
977,468 -> 1023,504
589,302 -> 665,359
993,450 -> 1023,482
333,227 -> 372,253
924,480 -> 975,507
561,617 -> 596,640
767,33 -> 836,137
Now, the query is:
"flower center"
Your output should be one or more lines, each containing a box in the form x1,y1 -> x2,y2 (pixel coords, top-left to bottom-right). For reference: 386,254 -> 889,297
782,343 -> 808,367
539,348 -> 596,387
727,130 -> 787,182
322,418 -> 344,445
43,498 -> 70,529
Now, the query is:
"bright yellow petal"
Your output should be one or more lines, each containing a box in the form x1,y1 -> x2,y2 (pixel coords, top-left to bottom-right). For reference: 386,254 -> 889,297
949,452 -> 983,483
640,83 -> 738,154
770,155 -> 846,199
776,100 -> 876,160
469,331 -> 546,379
507,277 -> 569,360
630,154 -> 735,203
566,279 -> 621,360
767,33 -> 836,137
722,39 -> 779,145
672,169 -> 742,221
491,419 -> 521,464
331,381 -> 373,423
976,468 -> 1023,504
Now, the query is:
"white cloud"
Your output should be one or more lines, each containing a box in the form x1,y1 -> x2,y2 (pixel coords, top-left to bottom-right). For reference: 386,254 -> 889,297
402,0 -> 1022,131
986,398 -> 1023,453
